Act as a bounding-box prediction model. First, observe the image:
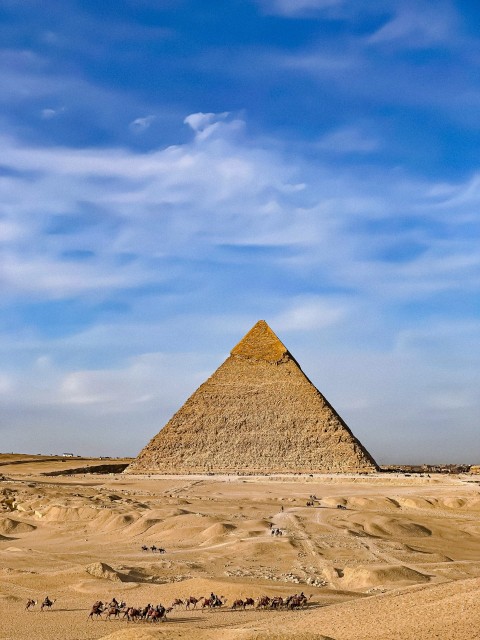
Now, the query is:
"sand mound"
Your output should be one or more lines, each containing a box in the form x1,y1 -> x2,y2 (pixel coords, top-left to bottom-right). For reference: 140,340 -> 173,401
90,512 -> 136,532
201,522 -> 237,539
340,564 -> 430,589
41,505 -> 98,522
398,497 -> 437,509
85,562 -> 124,582
347,514 -> 432,538
125,517 -> 163,536
0,518 -> 36,534
321,497 -> 347,507
160,508 -> 191,517
347,497 -> 380,509
235,518 -> 270,537
402,545 -> 452,562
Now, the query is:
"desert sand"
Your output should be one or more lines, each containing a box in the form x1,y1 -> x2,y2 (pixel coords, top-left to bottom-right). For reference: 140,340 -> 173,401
1,455 -> 480,640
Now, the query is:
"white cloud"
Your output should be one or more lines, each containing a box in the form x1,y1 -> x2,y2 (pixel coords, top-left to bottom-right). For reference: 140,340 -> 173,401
1,111 -> 479,461
273,297 -> 347,331
184,111 -> 244,141
41,107 -> 65,119
0,111 -> 478,305
41,108 -> 57,119
368,3 -> 457,49
257,0 -> 344,17
129,114 -> 156,132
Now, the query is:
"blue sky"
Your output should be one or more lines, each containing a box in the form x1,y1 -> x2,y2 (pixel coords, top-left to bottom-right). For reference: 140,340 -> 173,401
1,0 -> 479,463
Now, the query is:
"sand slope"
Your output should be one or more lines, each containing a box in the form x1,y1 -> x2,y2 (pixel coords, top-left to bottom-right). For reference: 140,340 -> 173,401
1,455 -> 480,640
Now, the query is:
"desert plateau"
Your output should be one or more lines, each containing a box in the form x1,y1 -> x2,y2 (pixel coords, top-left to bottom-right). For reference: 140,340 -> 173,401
1,455 -> 480,640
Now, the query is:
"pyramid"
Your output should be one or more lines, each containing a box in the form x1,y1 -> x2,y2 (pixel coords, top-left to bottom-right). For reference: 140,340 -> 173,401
126,321 -> 378,474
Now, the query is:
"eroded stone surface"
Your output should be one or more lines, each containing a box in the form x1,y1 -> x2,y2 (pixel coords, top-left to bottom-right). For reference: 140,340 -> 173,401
127,321 -> 378,474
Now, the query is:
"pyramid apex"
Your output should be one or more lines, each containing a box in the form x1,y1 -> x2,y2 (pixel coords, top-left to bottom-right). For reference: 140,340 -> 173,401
230,320 -> 289,363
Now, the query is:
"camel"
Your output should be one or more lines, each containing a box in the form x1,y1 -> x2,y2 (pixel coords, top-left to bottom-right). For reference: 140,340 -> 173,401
25,599 -> 37,610
286,593 -> 312,609
270,596 -> 284,609
171,598 -> 184,609
244,597 -> 255,608
185,595 -> 203,609
103,605 -> 121,620
201,595 -> 226,610
146,605 -> 166,622
40,597 -> 56,611
256,595 -> 271,609
231,599 -> 245,610
123,607 -> 141,622
87,601 -> 104,620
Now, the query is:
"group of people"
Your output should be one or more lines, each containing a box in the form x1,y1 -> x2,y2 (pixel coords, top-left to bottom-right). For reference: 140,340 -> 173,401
141,544 -> 166,553
270,527 -> 284,536
88,598 -> 167,622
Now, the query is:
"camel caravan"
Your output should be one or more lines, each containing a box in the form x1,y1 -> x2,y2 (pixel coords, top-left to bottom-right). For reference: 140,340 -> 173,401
78,591 -> 313,623
27,591 -> 313,621
25,589 -> 313,629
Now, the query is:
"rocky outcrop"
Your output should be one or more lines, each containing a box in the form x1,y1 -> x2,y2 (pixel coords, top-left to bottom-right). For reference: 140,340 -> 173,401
126,321 -> 378,474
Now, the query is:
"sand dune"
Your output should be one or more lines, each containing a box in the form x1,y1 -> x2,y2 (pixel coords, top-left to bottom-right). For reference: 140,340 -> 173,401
339,564 -> 430,589
345,514 -> 432,538
0,517 -> 36,534
1,456 -> 480,640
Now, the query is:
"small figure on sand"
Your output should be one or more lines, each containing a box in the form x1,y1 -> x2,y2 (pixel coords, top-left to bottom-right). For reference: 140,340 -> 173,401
41,596 -> 55,611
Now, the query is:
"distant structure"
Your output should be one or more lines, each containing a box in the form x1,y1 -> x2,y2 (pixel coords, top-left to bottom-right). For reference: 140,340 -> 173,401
126,320 -> 378,474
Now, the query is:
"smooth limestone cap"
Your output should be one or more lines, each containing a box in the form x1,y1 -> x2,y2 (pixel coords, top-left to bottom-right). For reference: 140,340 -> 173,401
230,320 -> 289,364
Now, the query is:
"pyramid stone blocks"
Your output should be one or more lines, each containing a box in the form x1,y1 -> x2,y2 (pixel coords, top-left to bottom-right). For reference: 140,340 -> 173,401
126,321 -> 378,474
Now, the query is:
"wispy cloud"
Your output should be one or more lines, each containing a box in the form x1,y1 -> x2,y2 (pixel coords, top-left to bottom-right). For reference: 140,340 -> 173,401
256,0 -> 344,17
40,107 -> 64,119
367,2 -> 458,50
317,125 -> 380,153
129,114 -> 156,133
1,112 -> 478,306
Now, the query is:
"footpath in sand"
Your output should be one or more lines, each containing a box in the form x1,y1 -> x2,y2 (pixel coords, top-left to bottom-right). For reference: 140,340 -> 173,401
1,455 -> 480,640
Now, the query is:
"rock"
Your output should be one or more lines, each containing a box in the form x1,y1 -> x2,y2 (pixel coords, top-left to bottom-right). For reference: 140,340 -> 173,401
85,562 -> 124,582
